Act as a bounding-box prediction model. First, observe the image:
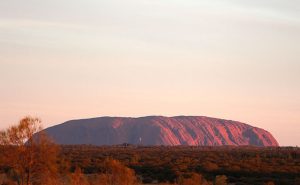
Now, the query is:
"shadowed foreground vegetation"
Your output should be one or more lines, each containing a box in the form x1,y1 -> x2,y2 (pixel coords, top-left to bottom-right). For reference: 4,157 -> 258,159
59,145 -> 300,185
0,117 -> 299,185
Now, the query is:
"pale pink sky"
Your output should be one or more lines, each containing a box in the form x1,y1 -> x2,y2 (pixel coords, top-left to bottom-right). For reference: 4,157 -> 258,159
0,0 -> 299,146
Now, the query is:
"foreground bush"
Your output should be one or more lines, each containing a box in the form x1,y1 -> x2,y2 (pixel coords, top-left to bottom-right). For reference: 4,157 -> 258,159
0,116 -> 59,185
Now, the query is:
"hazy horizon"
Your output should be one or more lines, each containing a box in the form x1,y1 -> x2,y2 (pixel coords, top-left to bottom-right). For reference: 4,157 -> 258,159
1,0 -> 299,146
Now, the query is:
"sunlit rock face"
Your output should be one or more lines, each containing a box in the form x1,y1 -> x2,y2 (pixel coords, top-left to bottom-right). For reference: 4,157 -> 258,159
44,116 -> 279,147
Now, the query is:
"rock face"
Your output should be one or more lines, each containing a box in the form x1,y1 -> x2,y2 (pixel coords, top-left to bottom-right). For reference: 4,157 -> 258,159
44,116 -> 279,146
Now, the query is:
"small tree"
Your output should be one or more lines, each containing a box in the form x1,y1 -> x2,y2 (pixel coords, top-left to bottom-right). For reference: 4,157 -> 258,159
264,181 -> 275,185
70,167 -> 89,185
215,175 -> 227,185
178,173 -> 212,185
98,158 -> 139,185
0,116 -> 60,185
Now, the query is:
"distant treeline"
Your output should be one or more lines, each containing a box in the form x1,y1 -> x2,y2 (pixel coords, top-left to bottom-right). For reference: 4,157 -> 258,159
60,145 -> 300,185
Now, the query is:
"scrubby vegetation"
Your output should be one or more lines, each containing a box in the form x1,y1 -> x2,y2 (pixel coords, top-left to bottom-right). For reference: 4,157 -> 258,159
59,145 -> 300,185
1,117 -> 299,185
